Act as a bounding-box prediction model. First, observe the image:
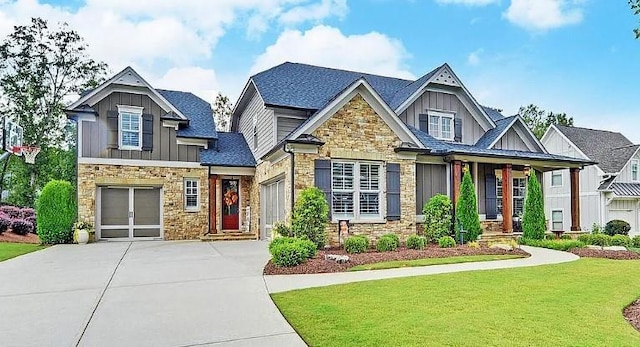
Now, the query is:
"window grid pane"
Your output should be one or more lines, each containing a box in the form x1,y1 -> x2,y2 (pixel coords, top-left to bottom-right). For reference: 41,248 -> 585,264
441,117 -> 452,139
359,192 -> 379,215
551,171 -> 562,186
185,180 -> 199,208
429,116 -> 439,137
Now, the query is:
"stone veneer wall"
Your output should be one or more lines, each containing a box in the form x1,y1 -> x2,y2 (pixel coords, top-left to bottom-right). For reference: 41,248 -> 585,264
249,157 -> 292,237
78,164 -> 209,240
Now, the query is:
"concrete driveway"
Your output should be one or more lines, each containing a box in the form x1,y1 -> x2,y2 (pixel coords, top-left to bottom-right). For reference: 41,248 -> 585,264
0,241 -> 305,347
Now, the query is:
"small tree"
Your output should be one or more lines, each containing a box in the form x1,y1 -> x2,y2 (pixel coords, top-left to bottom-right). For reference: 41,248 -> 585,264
290,187 -> 329,249
455,168 -> 482,242
213,92 -> 233,132
522,171 -> 546,240
422,194 -> 453,243
37,180 -> 76,244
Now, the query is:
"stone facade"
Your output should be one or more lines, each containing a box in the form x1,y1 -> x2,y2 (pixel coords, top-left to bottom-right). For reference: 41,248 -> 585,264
249,155 -> 292,237
77,164 -> 209,240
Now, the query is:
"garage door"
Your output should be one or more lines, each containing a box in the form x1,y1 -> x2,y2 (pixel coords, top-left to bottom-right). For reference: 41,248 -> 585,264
99,187 -> 162,240
261,179 -> 285,240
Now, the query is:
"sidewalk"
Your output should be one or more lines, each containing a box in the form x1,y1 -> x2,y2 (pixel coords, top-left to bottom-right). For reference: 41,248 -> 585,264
264,246 -> 579,293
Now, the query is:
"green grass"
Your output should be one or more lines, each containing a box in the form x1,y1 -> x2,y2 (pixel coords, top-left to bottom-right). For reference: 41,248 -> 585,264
348,254 -> 524,271
0,243 -> 45,262
272,259 -> 640,346
630,247 -> 640,254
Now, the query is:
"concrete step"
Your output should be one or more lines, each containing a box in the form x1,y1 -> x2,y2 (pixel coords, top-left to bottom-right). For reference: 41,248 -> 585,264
200,232 -> 257,241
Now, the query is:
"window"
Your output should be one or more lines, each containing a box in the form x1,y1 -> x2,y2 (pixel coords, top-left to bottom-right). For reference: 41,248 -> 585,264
551,210 -> 563,231
632,160 -> 639,181
428,111 -> 454,140
118,105 -> 143,150
496,177 -> 527,216
332,161 -> 382,220
252,114 -> 258,149
551,170 -> 563,186
184,179 -> 199,211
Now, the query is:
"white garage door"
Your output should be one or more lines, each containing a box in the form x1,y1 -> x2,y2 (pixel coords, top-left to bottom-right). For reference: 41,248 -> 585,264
98,187 -> 162,240
608,209 -> 637,235
261,179 -> 285,240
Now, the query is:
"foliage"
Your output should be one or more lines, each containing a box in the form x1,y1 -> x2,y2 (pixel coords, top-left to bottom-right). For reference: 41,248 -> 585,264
406,235 -> 426,250
467,241 -> 480,249
604,219 -> 630,236
455,169 -> 481,242
36,180 -> 76,244
610,235 -> 632,248
0,213 -> 10,234
577,234 -> 591,244
0,205 -> 22,219
11,219 -> 33,235
290,187 -> 329,249
73,220 -> 93,231
26,216 -> 37,233
269,237 -> 316,267
422,194 -> 453,243
560,234 -> 573,240
631,0 -> 640,38
522,171 -> 546,240
273,222 -> 292,237
633,235 -> 640,248
591,223 -> 603,234
344,235 -> 369,254
212,92 -> 233,132
590,233 -> 611,247
438,236 -> 456,248
20,207 -> 35,219
518,104 -> 574,139
376,234 -> 399,252
544,233 -> 556,240
519,238 -> 585,251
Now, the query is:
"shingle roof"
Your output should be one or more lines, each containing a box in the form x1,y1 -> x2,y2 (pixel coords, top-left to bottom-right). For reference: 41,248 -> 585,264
199,133 -> 256,167
482,106 -> 506,122
555,125 -> 635,173
609,182 -> 640,197
157,89 -> 217,139
387,66 -> 441,110
475,115 -> 516,148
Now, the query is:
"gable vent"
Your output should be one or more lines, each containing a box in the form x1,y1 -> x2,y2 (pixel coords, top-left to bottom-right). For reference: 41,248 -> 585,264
433,69 -> 459,87
116,72 -> 144,86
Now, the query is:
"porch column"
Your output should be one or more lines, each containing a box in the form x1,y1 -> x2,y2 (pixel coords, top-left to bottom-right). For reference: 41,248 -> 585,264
209,175 -> 218,234
452,160 -> 462,207
502,164 -> 513,233
570,168 -> 581,231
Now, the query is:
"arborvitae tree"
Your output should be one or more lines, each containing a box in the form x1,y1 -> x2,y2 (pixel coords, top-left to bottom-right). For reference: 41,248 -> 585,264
455,168 -> 482,243
522,170 -> 546,240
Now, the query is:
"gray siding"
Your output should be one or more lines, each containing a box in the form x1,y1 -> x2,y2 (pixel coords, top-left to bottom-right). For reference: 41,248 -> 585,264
399,90 -> 485,145
415,164 -> 447,214
613,149 -> 640,182
275,108 -> 308,143
493,128 -> 530,151
238,91 -> 274,160
83,91 -> 199,162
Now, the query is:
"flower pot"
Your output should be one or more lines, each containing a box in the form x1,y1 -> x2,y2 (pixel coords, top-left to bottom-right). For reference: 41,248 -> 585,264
76,229 -> 89,244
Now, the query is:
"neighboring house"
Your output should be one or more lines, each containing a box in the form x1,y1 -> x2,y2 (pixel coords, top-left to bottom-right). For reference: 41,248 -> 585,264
542,125 -> 640,237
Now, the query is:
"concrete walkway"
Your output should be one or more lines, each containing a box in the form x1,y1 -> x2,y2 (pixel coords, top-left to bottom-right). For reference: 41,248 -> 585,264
0,241 -> 305,347
264,246 -> 579,293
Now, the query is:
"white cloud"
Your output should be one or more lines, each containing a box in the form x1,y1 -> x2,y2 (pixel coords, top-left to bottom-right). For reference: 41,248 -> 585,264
153,67 -> 220,103
467,49 -> 483,66
504,0 -> 584,31
436,0 -> 499,6
251,25 -> 414,79
279,0 -> 348,25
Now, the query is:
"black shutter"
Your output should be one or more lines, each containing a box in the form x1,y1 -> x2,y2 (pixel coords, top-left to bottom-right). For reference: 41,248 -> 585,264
106,111 -> 119,149
454,118 -> 463,142
419,114 -> 428,133
314,159 -> 332,220
386,163 -> 401,221
142,113 -> 153,151
485,173 -> 497,220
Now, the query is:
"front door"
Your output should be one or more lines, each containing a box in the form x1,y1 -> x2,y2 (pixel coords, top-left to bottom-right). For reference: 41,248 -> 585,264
222,179 -> 240,230
99,187 -> 162,240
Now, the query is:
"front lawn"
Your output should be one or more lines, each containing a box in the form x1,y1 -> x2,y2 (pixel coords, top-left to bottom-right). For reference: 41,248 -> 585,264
0,243 -> 46,262
348,254 -> 524,271
272,258 -> 640,346
630,247 -> 640,254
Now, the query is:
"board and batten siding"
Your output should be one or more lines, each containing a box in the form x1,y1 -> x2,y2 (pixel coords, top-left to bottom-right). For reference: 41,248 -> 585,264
613,149 -> 640,182
239,90 -> 274,160
399,90 -> 485,145
83,91 -> 199,162
415,164 -> 447,214
492,128 -> 530,151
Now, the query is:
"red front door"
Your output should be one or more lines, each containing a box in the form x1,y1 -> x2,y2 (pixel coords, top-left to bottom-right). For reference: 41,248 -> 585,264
222,179 -> 240,230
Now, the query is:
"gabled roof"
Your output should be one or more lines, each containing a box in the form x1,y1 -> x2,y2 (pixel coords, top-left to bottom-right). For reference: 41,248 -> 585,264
200,133 -> 256,167
387,66 -> 441,110
554,125 -> 635,173
482,106 -> 506,122
157,90 -> 217,139
475,115 -> 517,148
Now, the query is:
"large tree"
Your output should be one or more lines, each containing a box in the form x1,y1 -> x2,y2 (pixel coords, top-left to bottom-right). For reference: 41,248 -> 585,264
631,0 -> 640,38
518,104 -> 574,139
0,18 -> 107,206
213,92 -> 233,132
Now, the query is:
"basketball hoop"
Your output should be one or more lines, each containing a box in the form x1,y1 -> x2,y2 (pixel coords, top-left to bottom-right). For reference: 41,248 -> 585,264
13,146 -> 40,164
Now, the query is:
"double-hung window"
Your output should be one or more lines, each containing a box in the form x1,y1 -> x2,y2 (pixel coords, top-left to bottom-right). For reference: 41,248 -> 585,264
496,177 -> 527,216
632,160 -> 639,181
184,179 -> 200,211
551,210 -> 563,231
551,170 -> 563,186
332,161 -> 382,220
118,105 -> 143,150
428,111 -> 454,140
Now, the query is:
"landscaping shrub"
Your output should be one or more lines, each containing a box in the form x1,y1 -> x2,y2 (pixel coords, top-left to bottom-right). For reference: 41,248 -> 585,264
604,220 -> 630,236
26,216 -> 37,233
406,235 -> 426,250
577,234 -> 592,244
544,234 -> 556,240
455,169 -> 481,242
519,238 -> 585,251
591,223 -> 603,234
344,235 -> 369,254
0,205 -> 21,219
376,234 -> 399,252
610,235 -> 631,248
467,241 -> 480,248
290,187 -> 329,249
273,222 -> 293,237
590,233 -> 611,247
297,238 -> 318,259
269,237 -> 317,267
20,207 -> 35,219
36,180 -> 76,244
423,194 -> 453,243
382,233 -> 400,248
11,219 -> 33,235
0,213 -> 11,234
522,171 -> 546,240
633,235 -> 640,248
438,236 -> 456,248
560,234 -> 573,240
269,237 -> 291,253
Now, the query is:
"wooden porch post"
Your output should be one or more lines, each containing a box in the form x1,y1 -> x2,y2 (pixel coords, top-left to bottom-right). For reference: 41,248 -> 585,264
209,175 -> 218,234
502,164 -> 513,233
452,160 -> 462,207
570,168 -> 581,231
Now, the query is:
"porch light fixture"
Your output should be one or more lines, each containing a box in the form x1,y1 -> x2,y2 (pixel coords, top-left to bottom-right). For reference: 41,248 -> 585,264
523,166 -> 531,177
338,219 -> 350,246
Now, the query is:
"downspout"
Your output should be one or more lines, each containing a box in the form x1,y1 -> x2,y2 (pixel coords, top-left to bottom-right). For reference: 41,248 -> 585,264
283,144 -> 295,214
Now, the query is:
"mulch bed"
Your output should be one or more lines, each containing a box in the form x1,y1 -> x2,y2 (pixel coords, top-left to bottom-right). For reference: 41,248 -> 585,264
264,246 -> 529,275
570,248 -> 640,260
624,299 -> 640,332
0,231 -> 40,244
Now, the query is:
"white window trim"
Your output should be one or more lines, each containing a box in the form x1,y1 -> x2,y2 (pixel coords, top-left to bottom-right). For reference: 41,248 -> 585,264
551,170 -> 563,187
496,177 -> 527,217
428,110 -> 455,141
551,209 -> 564,231
632,160 -> 639,181
117,105 -> 144,151
184,178 -> 200,212
331,160 -> 385,222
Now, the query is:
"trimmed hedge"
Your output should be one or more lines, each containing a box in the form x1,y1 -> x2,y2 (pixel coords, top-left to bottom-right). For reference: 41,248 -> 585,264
11,219 -> 33,235
633,235 -> 640,248
20,207 -> 35,219
520,238 -> 585,251
0,205 -> 21,219
269,237 -> 317,267
406,235 -> 426,250
344,235 -> 369,254
438,236 -> 456,248
376,234 -> 399,252
604,220 -> 630,236
610,235 -> 631,247
0,213 -> 11,234
36,180 -> 77,244
422,194 -> 453,244
590,234 -> 611,247
290,187 -> 329,249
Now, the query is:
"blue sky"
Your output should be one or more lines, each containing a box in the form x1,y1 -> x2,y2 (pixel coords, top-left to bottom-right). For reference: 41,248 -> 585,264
1,0 -> 639,140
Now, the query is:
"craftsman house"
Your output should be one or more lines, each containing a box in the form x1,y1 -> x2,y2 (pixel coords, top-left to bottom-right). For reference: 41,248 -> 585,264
543,125 -> 640,237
